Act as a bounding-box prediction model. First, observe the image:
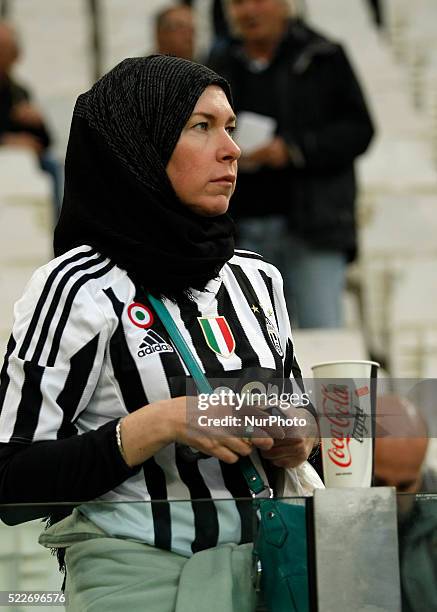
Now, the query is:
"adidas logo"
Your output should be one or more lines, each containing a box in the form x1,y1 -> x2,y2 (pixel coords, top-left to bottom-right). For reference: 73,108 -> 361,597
137,330 -> 174,357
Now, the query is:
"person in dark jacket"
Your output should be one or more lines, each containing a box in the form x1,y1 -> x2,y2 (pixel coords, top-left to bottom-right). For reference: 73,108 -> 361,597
374,394 -> 437,612
182,0 -> 230,46
0,21 -> 62,218
208,0 -> 375,328
0,22 -> 51,153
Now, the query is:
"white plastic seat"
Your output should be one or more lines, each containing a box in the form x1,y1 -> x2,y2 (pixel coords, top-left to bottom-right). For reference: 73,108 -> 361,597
292,329 -> 368,379
0,149 -> 51,200
388,258 -> 437,377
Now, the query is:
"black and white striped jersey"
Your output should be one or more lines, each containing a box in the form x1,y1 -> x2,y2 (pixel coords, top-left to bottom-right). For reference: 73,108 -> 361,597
0,245 -> 303,556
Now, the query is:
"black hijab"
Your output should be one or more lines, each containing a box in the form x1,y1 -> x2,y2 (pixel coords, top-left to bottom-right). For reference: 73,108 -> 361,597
54,55 -> 235,300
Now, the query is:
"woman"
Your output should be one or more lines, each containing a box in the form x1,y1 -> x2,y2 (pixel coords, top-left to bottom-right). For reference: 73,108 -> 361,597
0,55 -> 317,611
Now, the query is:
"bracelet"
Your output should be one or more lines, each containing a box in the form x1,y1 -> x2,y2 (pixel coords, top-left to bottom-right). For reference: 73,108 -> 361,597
116,418 -> 128,465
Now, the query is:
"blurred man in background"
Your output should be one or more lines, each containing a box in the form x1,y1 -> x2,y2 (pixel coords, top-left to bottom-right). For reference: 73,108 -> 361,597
375,394 -> 437,612
0,22 -> 50,155
0,21 -> 62,219
183,0 -> 230,53
375,394 -> 436,493
208,0 -> 374,328
155,5 -> 195,61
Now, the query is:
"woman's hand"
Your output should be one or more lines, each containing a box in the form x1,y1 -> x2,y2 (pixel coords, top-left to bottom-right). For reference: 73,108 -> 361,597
119,396 -> 284,468
169,397 -> 288,464
260,409 -> 320,469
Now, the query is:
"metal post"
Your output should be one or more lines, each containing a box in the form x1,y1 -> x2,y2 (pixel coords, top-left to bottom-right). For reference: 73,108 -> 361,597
87,0 -> 103,81
0,0 -> 10,18
313,487 -> 401,612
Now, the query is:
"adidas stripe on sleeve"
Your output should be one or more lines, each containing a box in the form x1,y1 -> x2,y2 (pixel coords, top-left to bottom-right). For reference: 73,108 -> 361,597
232,250 -> 315,417
0,247 -> 139,504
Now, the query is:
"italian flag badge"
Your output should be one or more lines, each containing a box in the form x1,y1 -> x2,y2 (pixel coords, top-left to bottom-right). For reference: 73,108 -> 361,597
197,316 -> 235,358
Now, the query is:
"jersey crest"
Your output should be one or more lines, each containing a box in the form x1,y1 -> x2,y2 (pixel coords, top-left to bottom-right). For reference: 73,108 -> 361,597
197,316 -> 236,358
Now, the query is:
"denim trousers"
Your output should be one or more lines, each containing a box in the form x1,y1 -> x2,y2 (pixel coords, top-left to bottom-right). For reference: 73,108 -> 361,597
39,152 -> 64,222
237,215 -> 347,329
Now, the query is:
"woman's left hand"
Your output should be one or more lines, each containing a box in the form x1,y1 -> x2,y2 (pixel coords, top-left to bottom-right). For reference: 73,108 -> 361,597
260,409 -> 319,468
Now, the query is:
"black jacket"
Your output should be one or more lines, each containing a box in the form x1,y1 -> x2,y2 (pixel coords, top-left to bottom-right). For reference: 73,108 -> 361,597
0,77 -> 51,150
208,20 -> 375,260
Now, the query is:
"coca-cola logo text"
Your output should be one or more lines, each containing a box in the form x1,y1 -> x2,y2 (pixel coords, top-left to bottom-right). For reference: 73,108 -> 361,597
322,384 -> 353,468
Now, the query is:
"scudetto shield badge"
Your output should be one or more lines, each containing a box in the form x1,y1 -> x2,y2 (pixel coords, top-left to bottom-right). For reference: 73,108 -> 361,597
197,316 -> 236,358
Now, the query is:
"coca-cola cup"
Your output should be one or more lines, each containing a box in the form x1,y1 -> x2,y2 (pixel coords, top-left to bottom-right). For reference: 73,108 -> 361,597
311,360 -> 380,488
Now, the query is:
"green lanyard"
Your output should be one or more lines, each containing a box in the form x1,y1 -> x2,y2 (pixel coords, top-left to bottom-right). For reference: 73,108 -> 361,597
147,293 -> 270,498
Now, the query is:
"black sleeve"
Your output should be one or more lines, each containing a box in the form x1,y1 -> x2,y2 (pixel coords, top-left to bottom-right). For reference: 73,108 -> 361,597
282,45 -> 375,171
205,43 -> 232,77
6,121 -> 52,150
0,267 -> 135,520
10,82 -> 31,105
283,338 -> 317,420
0,420 -> 139,506
7,81 -> 52,149
283,340 -> 322,478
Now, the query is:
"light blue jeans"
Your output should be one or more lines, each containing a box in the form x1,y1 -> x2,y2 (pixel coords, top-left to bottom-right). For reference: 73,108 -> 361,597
39,152 -> 64,222
237,216 -> 347,329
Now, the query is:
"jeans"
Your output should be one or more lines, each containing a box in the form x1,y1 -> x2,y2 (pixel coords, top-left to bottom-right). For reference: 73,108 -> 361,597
237,216 -> 347,329
39,152 -> 64,223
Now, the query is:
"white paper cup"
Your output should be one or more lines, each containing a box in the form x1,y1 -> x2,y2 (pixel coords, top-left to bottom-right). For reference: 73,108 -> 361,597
311,360 -> 380,488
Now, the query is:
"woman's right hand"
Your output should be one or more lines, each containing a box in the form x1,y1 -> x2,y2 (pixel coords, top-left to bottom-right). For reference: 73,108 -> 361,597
119,396 -> 283,467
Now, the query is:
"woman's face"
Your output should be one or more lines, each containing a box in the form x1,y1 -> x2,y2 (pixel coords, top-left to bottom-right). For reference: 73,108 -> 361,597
166,85 -> 241,217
